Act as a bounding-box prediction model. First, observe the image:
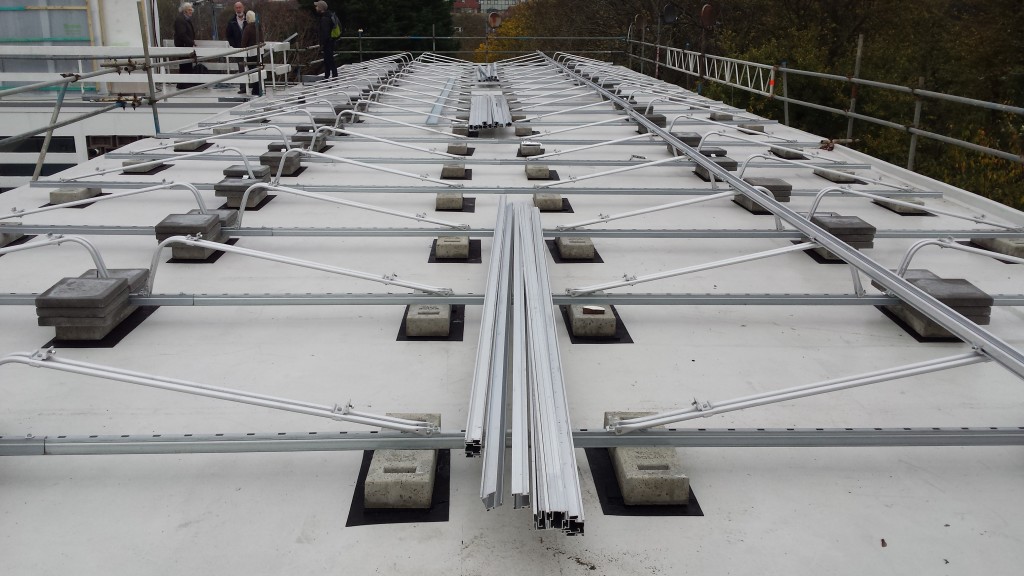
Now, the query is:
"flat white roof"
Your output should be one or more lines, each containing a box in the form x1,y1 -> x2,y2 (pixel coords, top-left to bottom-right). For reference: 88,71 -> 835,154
1,52 -> 1023,573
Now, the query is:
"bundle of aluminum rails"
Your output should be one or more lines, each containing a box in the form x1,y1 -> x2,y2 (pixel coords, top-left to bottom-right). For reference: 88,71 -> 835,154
466,199 -> 584,535
468,94 -> 513,130
475,63 -> 498,82
516,202 -> 585,534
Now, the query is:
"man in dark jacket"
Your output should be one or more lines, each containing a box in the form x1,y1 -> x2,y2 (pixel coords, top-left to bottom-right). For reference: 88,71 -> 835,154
173,2 -> 196,89
225,2 -> 247,93
314,1 -> 338,80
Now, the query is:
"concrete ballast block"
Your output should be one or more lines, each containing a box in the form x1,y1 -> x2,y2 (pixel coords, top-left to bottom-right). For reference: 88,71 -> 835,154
405,304 -> 452,337
435,192 -> 464,210
709,111 -> 733,121
446,143 -> 469,155
514,124 -> 534,137
173,138 -> 207,151
873,196 -> 929,214
567,304 -> 616,338
970,237 -> 1024,259
436,235 -> 470,259
49,187 -> 101,205
364,413 -> 441,509
440,163 -> 466,178
603,412 -> 689,505
122,160 -> 164,174
525,164 -> 551,180
533,193 -> 562,211
555,237 -> 595,260
519,142 -> 543,157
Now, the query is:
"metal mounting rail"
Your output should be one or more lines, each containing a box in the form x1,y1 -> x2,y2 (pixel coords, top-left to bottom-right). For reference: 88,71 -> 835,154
5,427 -> 1024,456
0,349 -> 437,435
145,236 -> 452,296
466,198 -> 509,457
517,202 -> 584,534
552,52 -> 1024,382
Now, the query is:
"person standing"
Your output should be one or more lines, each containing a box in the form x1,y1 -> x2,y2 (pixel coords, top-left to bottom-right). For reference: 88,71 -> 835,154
314,1 -> 338,80
225,2 -> 248,93
240,11 -> 262,97
173,3 -> 196,89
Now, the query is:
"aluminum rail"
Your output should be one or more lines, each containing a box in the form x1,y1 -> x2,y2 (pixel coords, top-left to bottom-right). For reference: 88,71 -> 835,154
518,203 -> 584,535
0,349 -> 437,435
612,352 -> 989,433
233,183 -> 468,230
479,204 -> 513,510
5,427 -> 1024,456
0,234 -> 109,277
553,52 -> 1024,381
145,236 -> 453,296
510,204 -> 531,509
0,182 -> 211,222
466,197 -> 510,456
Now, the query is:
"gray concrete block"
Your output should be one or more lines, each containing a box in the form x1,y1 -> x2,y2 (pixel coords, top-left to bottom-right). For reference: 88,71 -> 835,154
694,156 -> 739,181
872,196 -> 928,214
155,213 -> 220,242
446,143 -> 469,155
698,146 -> 729,157
170,230 -> 229,260
555,237 -> 595,260
405,304 -> 452,337
290,133 -> 327,152
672,132 -> 702,146
770,146 -> 806,160
212,126 -> 239,134
636,114 -> 667,133
173,138 -> 207,151
222,164 -> 272,178
214,188 -> 269,209
78,268 -> 149,293
970,237 -> 1024,259
742,177 -> 792,196
36,277 -> 129,309
519,142 -> 544,157
603,412 -> 689,505
440,163 -> 466,178
435,235 -> 470,259
435,192 -> 464,210
709,111 -> 733,121
810,214 -> 876,237
533,193 -> 563,211
364,413 -> 441,509
49,187 -> 101,205
732,195 -> 773,214
214,177 -> 271,194
259,151 -> 302,176
813,167 -> 861,183
738,124 -> 765,133
1,230 -> 24,248
53,301 -> 138,341
187,209 -> 239,229
38,301 -> 133,326
567,304 -> 617,338
452,125 -> 469,136
525,164 -> 550,180
122,160 -> 165,174
910,278 -> 993,308
514,124 -> 534,137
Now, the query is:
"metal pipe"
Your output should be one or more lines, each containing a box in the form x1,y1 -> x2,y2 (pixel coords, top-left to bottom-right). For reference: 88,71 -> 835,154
846,34 -> 864,141
614,353 -> 988,432
136,0 -> 160,134
0,102 -> 122,150
0,234 -> 109,277
556,191 -> 734,230
896,238 -> 1024,275
568,241 -> 817,296
31,82 -> 69,181
0,182 -> 210,222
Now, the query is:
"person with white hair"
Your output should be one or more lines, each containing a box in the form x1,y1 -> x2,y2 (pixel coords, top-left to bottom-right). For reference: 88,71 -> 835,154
240,10 -> 262,96
314,1 -> 338,79
173,3 -> 196,89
